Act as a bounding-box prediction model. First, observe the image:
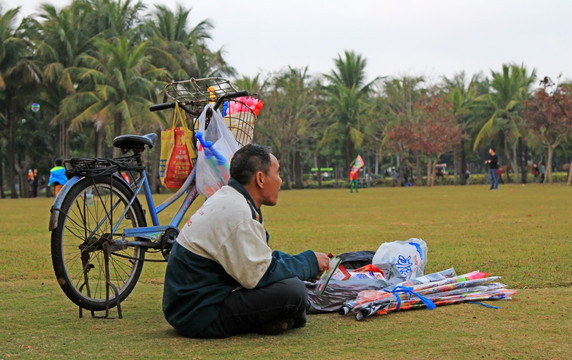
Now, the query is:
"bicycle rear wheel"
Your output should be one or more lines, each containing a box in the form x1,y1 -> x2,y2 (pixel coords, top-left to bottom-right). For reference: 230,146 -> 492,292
51,175 -> 147,311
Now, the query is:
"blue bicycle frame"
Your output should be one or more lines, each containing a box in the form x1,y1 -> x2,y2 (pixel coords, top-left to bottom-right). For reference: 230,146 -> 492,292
49,164 -> 199,248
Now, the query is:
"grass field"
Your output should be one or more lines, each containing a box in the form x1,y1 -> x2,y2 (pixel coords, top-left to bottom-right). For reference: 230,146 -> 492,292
1,184 -> 571,359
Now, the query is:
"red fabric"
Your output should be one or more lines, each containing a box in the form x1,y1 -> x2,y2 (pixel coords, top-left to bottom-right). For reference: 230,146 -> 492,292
353,264 -> 384,273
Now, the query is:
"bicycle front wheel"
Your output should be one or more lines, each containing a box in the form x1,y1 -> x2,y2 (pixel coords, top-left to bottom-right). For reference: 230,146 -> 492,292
51,175 -> 147,311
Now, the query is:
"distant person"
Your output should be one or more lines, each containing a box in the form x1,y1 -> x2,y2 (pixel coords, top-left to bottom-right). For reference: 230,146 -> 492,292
436,167 -> 445,182
540,163 -> 546,183
464,168 -> 471,184
532,164 -> 540,183
349,170 -> 359,193
484,147 -> 499,190
32,168 -> 39,197
48,159 -> 68,196
27,169 -> 35,196
391,169 -> 398,187
497,167 -> 504,184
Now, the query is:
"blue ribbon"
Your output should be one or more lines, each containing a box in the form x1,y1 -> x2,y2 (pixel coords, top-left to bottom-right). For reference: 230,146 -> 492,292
468,302 -> 499,309
384,285 -> 436,310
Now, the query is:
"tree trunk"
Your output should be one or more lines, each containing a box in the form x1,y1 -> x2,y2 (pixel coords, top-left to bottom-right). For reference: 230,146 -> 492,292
7,104 -> 18,198
426,159 -> 432,187
545,145 -> 554,184
568,161 -> 572,185
345,130 -> 354,173
453,144 -> 459,185
0,154 -> 5,198
18,169 -> 28,198
460,139 -> 467,185
294,150 -> 303,189
519,139 -> 528,184
502,137 -> 513,183
64,119 -> 70,159
55,119 -> 70,159
55,122 -> 62,159
374,151 -> 379,176
415,154 -> 422,186
96,124 -> 106,158
511,140 -> 519,183
316,151 -> 322,190
113,112 -> 122,158
281,151 -> 291,189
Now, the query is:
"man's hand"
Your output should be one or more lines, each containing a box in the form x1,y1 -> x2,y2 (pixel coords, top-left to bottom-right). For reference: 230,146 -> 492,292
314,252 -> 330,274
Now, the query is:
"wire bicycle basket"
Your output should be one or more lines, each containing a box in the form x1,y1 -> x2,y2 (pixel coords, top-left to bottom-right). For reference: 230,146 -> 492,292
164,77 -> 238,114
162,77 -> 261,147
220,99 -> 257,147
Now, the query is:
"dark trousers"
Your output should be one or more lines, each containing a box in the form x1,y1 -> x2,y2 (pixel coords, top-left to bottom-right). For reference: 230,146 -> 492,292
198,277 -> 308,338
489,169 -> 499,189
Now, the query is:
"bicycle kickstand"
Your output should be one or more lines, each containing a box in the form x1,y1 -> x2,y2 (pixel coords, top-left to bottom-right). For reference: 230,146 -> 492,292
102,241 -> 123,319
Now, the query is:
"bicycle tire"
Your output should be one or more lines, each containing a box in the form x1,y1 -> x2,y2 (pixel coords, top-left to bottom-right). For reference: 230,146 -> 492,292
51,175 -> 147,311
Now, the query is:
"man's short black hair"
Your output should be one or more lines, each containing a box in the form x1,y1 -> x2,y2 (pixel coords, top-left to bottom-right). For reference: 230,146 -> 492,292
230,144 -> 272,185
55,158 -> 63,167
489,146 -> 495,152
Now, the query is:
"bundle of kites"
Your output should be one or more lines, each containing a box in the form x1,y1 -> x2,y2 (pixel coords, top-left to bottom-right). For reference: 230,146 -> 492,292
340,269 -> 517,320
308,239 -> 518,320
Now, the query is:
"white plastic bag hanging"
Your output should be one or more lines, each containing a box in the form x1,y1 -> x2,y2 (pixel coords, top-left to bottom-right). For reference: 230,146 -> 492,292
195,104 -> 240,197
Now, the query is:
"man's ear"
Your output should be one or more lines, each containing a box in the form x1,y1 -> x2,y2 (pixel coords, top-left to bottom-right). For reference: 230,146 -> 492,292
254,171 -> 264,188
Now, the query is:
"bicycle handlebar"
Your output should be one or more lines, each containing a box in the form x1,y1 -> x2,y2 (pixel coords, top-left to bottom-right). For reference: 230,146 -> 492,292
213,90 -> 249,110
149,102 -> 177,112
149,90 -> 250,113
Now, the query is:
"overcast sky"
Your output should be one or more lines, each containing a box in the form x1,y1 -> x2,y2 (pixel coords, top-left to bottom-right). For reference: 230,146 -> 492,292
6,0 -> 572,85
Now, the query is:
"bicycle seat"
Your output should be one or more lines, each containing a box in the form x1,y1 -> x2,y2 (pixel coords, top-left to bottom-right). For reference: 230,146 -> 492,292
113,133 -> 158,150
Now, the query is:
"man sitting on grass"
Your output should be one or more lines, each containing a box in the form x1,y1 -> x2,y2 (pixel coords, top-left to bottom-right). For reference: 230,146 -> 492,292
163,144 -> 330,338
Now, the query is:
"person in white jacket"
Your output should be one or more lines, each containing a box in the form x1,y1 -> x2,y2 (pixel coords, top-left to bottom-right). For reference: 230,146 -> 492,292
163,144 -> 330,338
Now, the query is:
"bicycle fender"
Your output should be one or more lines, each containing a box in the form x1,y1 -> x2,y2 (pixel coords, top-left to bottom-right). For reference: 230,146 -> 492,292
49,176 -> 82,231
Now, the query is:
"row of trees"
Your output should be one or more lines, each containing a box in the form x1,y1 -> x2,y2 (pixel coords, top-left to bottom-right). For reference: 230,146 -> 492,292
255,60 -> 572,189
2,1 -> 572,198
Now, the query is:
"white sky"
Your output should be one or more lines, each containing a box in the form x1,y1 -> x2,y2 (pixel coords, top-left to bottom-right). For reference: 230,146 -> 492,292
6,0 -> 572,85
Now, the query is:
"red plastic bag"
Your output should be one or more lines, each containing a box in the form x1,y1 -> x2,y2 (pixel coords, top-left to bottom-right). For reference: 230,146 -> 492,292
160,103 -> 196,190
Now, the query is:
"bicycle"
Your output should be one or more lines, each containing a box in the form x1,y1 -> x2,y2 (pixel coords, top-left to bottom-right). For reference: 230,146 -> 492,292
48,78 -> 257,317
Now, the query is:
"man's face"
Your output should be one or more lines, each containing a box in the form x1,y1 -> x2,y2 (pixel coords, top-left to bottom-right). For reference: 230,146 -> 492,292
261,154 -> 282,206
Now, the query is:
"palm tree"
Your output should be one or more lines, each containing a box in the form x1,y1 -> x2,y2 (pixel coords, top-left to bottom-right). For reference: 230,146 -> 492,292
144,4 -> 234,79
442,71 -> 482,184
257,66 -> 320,189
0,7 -> 42,198
85,0 -> 146,40
144,4 -> 211,79
473,64 -> 536,182
34,1 -> 95,158
323,50 -> 378,171
58,36 -> 169,157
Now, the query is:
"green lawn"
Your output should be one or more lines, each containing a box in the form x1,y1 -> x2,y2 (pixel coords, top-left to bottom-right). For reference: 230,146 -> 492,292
1,184 -> 571,359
